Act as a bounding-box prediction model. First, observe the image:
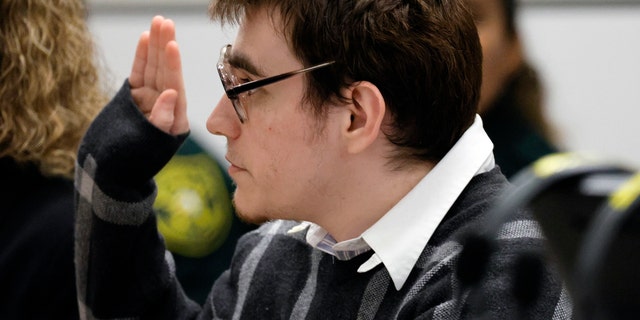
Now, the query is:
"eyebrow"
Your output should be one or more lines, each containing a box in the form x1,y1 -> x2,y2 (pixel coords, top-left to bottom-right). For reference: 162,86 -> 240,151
227,51 -> 267,78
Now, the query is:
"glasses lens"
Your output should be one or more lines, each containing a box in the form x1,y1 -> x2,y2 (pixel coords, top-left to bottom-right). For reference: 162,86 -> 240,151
217,45 -> 248,122
231,99 -> 248,122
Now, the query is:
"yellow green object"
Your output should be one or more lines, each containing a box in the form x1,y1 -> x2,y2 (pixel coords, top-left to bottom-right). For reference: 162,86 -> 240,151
154,152 -> 233,258
609,173 -> 640,211
532,152 -> 606,178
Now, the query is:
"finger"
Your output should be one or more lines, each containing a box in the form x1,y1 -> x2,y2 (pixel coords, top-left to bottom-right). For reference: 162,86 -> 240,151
157,19 -> 176,91
148,89 -> 178,134
130,87 -> 158,115
144,16 -> 164,89
163,40 -> 189,135
129,31 -> 149,89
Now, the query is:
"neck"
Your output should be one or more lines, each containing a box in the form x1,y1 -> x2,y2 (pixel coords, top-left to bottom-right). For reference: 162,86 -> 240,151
312,157 -> 434,242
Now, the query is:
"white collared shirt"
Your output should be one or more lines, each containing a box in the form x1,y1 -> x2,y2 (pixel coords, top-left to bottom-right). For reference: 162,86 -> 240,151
288,114 -> 495,290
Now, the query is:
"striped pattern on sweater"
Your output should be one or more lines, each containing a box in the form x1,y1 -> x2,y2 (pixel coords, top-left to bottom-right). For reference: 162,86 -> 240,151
74,81 -> 572,319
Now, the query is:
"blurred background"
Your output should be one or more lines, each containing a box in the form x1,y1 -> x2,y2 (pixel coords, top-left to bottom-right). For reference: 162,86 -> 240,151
86,0 -> 640,169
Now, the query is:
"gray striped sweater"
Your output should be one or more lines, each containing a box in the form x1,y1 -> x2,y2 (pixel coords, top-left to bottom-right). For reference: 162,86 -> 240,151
74,81 -> 572,319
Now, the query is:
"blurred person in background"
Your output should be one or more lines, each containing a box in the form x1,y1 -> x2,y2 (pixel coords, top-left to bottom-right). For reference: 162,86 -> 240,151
0,0 -> 109,318
468,0 -> 559,178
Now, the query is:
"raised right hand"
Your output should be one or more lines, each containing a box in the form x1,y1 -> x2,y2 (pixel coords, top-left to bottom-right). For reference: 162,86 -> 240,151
129,16 -> 189,136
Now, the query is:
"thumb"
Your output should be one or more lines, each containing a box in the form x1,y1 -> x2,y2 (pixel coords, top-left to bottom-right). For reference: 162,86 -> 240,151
148,89 -> 178,134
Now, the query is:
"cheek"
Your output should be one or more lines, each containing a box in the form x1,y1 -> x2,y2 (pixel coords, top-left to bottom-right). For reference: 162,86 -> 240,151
252,121 -> 311,184
251,131 -> 321,214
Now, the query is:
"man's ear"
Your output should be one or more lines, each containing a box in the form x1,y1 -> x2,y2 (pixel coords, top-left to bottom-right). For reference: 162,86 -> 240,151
343,81 -> 386,154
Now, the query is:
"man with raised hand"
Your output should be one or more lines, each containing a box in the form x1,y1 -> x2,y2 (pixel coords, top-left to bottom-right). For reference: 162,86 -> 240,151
75,1 -> 571,319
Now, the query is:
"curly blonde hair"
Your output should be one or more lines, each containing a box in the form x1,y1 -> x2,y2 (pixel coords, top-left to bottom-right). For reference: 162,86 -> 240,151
0,0 -> 109,178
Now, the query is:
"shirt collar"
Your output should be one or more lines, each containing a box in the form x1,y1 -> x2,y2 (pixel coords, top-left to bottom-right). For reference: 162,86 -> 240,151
290,115 -> 494,290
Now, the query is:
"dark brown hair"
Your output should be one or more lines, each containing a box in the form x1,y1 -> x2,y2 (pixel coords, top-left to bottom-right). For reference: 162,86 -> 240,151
502,0 -> 516,38
210,0 -> 482,163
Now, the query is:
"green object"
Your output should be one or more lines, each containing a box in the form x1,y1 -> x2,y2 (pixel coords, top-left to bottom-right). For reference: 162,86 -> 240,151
155,138 -> 233,257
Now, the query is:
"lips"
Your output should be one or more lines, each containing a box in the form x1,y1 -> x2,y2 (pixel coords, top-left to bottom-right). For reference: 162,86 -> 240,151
225,155 -> 246,174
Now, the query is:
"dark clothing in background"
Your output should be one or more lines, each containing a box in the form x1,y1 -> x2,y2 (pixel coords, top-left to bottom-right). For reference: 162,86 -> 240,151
483,68 -> 557,178
0,157 -> 79,319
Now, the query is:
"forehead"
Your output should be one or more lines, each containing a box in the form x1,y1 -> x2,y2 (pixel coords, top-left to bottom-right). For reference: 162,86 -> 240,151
233,7 -> 301,75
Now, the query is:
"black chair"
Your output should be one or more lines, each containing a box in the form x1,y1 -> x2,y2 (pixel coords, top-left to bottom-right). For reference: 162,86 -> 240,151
457,152 -> 634,318
573,173 -> 640,320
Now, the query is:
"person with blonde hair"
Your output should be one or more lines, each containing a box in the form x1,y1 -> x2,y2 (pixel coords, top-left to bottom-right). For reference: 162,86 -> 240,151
0,0 -> 108,318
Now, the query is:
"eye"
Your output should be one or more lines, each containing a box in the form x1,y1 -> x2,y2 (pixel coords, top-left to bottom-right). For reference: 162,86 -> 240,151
236,77 -> 259,96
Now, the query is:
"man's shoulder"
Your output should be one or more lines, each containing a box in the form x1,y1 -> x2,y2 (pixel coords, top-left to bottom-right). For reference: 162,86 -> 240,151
448,168 -> 509,221
467,167 -> 510,198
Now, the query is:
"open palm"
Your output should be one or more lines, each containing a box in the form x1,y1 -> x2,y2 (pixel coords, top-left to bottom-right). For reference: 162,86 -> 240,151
129,16 -> 189,135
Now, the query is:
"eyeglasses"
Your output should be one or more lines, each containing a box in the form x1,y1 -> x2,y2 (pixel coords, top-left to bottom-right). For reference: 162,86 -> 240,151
216,44 -> 334,123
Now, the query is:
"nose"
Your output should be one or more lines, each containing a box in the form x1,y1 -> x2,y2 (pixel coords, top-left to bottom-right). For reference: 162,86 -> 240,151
207,96 -> 241,139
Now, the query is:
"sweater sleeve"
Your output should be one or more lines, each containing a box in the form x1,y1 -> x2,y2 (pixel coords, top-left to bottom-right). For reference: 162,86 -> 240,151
74,80 -> 201,319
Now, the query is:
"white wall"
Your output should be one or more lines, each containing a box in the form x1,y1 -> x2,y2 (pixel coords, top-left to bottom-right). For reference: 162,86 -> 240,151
88,3 -> 640,169
519,4 -> 640,169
